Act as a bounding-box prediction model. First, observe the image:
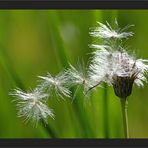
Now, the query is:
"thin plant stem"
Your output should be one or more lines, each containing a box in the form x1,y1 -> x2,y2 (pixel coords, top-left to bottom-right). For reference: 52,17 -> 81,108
120,98 -> 129,138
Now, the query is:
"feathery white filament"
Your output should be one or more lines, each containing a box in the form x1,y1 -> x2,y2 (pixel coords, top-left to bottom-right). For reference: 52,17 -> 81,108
10,89 -> 54,124
89,22 -> 134,39
67,64 -> 93,93
38,71 -> 71,98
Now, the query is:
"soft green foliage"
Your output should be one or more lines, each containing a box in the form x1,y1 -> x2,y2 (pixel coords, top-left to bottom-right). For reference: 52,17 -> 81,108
0,10 -> 148,138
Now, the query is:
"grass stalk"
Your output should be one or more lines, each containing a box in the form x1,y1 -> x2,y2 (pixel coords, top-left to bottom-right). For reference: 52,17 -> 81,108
40,120 -> 56,138
103,83 -> 109,138
48,11 -> 69,68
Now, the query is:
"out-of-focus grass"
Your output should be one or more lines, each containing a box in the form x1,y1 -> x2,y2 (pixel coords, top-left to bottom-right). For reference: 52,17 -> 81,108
0,10 -> 147,138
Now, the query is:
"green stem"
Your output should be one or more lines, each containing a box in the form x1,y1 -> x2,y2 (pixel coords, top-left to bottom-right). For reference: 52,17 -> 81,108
120,98 -> 129,138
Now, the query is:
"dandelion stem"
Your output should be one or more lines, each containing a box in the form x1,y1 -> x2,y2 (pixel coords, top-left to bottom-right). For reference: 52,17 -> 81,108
120,98 -> 129,138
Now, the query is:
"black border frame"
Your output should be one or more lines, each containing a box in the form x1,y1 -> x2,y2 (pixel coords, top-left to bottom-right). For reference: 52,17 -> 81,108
0,0 -> 148,147
1,139 -> 148,147
0,1 -> 148,9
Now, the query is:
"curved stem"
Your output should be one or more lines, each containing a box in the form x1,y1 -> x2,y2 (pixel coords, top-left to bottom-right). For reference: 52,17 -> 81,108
120,98 -> 129,138
85,81 -> 101,95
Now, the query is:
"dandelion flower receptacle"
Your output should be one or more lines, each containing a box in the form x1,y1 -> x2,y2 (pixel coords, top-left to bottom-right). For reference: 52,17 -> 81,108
112,75 -> 134,99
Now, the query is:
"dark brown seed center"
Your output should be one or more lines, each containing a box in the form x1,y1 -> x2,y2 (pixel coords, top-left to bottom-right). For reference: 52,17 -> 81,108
112,75 -> 134,99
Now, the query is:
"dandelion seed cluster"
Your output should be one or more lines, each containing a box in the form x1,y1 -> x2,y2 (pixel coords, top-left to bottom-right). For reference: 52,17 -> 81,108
89,21 -> 148,98
10,20 -> 148,125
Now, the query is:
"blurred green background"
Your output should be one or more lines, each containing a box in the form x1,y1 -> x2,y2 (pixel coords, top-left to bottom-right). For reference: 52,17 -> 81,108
0,10 -> 148,138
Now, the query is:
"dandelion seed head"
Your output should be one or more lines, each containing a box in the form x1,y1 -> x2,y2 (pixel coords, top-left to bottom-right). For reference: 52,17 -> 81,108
10,88 -> 54,124
89,49 -> 148,97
